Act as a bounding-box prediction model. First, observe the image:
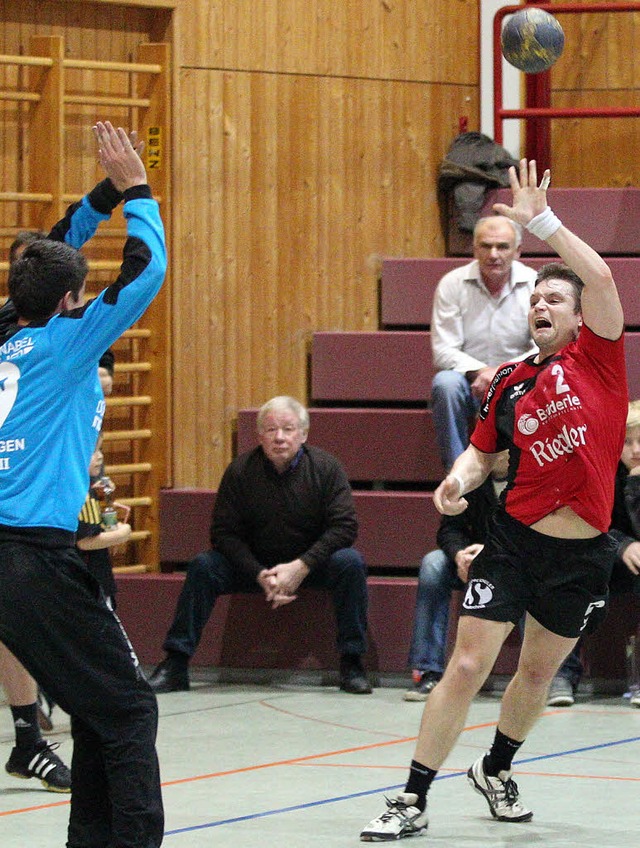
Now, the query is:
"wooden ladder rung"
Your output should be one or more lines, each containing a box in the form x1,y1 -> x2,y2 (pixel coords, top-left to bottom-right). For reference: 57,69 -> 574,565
0,191 -> 53,203
105,462 -> 153,474
128,530 -> 151,542
117,497 -> 153,507
64,58 -> 162,74
0,90 -> 40,102
122,329 -> 152,339
114,362 -> 152,373
102,429 -> 152,441
64,94 -> 151,108
106,396 -> 152,408
0,53 -> 52,67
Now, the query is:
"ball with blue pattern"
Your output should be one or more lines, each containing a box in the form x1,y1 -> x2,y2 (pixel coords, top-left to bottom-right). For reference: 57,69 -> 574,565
501,8 -> 565,74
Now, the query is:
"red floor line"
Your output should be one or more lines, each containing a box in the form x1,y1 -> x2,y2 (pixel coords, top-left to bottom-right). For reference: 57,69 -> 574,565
289,762 -> 640,781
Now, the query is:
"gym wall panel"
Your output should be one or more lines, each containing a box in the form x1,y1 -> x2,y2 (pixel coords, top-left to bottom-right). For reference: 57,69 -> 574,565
177,0 -> 478,84
171,66 -> 478,486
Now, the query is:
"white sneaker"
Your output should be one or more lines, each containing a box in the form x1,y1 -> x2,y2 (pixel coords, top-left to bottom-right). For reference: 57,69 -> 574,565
547,676 -> 575,707
360,792 -> 428,841
630,689 -> 640,708
467,756 -> 532,822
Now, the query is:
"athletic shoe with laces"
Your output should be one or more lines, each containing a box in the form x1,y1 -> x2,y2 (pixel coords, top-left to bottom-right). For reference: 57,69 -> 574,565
403,671 -> 441,702
546,676 -> 575,707
467,756 -> 532,822
360,792 -> 428,841
5,740 -> 71,793
630,688 -> 640,708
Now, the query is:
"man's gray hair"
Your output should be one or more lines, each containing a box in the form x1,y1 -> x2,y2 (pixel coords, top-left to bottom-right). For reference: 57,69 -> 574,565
473,215 -> 523,249
256,395 -> 310,433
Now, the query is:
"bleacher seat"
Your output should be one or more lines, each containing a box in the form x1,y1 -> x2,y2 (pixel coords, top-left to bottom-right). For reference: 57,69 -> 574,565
115,572 -> 418,674
160,488 -> 439,571
236,407 -> 444,483
483,187 -> 640,255
311,332 -> 432,402
380,256 -> 640,328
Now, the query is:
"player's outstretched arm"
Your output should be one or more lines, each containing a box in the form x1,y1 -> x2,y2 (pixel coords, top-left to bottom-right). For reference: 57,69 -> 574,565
93,121 -> 147,193
494,159 -> 623,341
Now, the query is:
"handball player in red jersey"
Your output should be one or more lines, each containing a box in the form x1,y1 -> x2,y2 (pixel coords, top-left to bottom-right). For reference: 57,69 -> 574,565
360,159 -> 627,841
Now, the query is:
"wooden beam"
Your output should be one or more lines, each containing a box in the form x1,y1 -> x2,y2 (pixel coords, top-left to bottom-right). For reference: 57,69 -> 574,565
65,0 -> 176,8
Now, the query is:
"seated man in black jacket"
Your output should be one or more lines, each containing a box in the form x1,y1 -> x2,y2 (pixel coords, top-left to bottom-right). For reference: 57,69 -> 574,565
149,395 -> 371,695
404,452 -> 509,701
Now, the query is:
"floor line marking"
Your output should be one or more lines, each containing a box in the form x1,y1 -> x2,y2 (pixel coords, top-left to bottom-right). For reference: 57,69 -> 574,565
163,734 -> 640,836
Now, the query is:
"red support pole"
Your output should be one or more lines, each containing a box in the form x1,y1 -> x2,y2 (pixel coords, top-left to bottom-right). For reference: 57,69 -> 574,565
525,70 -> 551,167
524,0 -> 552,167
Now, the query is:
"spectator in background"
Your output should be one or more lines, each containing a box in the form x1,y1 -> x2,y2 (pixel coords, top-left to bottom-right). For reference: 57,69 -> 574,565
404,452 -> 509,701
77,432 -> 132,609
98,347 -> 115,396
430,215 -> 537,470
148,395 -> 372,696
8,229 -> 47,264
548,399 -> 640,707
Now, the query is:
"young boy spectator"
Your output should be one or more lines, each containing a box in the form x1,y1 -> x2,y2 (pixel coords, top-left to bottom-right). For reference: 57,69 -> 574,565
76,433 -> 131,608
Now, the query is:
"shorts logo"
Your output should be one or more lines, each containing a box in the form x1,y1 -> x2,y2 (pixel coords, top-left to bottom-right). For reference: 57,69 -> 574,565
463,579 -> 495,610
580,599 -> 606,632
517,413 -> 539,435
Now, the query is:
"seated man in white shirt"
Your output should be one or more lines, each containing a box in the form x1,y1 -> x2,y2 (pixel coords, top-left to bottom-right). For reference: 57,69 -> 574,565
431,216 -> 537,469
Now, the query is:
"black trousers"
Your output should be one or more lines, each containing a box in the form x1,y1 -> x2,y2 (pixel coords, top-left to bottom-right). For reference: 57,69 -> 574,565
0,539 -> 164,848
164,547 -> 369,659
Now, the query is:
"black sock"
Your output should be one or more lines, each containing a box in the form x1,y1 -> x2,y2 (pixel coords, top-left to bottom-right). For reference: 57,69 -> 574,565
484,729 -> 524,776
10,703 -> 42,750
404,760 -> 437,810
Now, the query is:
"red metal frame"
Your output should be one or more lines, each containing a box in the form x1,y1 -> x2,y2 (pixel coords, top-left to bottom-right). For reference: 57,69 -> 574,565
493,3 -> 640,164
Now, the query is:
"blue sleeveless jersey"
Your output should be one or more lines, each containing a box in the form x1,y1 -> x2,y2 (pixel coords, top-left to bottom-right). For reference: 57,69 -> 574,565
0,184 -> 166,532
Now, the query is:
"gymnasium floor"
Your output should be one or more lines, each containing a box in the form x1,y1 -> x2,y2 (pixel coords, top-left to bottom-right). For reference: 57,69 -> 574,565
1,670 -> 638,847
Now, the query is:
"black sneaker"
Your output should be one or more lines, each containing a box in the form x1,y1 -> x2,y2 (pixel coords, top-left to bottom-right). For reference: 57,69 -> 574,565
148,656 -> 190,693
6,741 -> 71,793
403,671 -> 441,702
339,654 -> 373,695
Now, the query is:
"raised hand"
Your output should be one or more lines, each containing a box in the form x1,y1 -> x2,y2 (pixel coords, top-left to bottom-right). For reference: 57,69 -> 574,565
492,158 -> 550,227
93,121 -> 147,193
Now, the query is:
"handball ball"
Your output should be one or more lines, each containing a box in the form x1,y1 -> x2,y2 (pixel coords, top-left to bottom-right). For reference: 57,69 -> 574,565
501,8 -> 565,74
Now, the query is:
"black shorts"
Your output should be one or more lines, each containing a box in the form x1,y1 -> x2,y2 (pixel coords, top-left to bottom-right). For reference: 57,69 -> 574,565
461,509 -> 617,638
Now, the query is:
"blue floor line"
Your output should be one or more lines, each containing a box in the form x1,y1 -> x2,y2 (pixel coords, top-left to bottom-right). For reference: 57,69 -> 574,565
164,733 -> 640,836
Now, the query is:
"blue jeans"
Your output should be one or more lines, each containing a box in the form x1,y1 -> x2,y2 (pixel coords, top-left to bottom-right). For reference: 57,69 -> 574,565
164,547 -> 369,658
408,549 -> 465,674
431,370 -> 479,470
556,641 -> 584,687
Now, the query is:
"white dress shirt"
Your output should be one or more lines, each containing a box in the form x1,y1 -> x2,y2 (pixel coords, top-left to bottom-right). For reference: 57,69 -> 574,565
431,258 -> 538,374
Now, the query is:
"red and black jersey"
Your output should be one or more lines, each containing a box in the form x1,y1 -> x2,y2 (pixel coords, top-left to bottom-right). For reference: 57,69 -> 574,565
471,325 -> 627,533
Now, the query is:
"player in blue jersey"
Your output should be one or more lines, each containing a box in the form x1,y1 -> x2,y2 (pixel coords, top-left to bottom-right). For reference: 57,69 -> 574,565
0,122 -> 166,848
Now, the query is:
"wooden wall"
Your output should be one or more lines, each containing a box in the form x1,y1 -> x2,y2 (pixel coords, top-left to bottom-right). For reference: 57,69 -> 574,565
171,1 -> 479,486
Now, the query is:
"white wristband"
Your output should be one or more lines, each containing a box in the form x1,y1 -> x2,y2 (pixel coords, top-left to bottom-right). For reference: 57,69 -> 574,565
525,206 -> 562,241
451,473 -> 465,497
